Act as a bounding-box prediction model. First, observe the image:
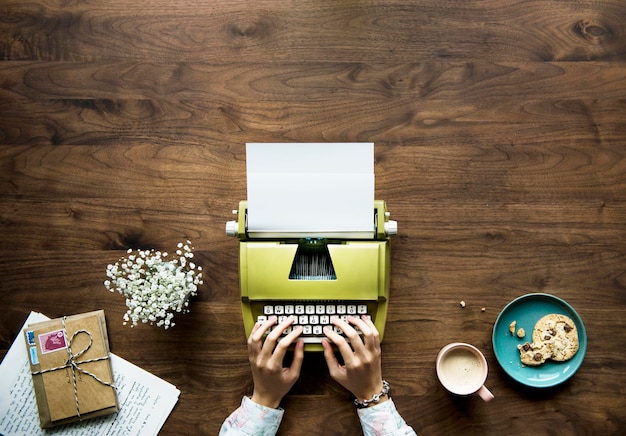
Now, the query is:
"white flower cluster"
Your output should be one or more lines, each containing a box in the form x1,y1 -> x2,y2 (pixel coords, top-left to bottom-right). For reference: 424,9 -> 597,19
104,241 -> 203,329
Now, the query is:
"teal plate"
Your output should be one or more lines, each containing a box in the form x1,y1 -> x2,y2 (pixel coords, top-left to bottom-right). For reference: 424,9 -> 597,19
492,293 -> 587,388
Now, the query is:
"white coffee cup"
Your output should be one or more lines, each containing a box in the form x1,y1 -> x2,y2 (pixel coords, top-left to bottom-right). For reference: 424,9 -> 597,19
436,343 -> 494,402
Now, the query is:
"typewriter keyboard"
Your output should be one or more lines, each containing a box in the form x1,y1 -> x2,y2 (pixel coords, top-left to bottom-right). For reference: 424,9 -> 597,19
257,303 -> 372,343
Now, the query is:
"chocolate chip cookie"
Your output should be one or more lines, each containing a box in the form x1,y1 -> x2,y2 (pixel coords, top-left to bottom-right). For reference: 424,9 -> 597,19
517,314 -> 579,366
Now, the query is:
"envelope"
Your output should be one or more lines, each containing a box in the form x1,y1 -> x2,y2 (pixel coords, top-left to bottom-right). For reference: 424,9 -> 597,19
24,310 -> 119,428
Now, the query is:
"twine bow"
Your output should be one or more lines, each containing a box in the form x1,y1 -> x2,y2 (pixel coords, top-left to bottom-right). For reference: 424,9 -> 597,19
32,316 -> 116,420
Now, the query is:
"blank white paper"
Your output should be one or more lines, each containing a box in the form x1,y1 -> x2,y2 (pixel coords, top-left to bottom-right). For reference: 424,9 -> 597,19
246,143 -> 375,238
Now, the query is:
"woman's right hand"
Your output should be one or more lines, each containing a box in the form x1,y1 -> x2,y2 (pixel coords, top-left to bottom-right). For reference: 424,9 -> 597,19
321,315 -> 387,405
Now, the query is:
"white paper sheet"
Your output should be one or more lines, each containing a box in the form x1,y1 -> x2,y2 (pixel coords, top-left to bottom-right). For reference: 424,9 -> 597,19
0,312 -> 180,436
246,143 -> 375,238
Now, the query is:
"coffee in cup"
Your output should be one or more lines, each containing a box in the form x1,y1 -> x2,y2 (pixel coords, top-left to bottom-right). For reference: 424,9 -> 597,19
436,342 -> 494,402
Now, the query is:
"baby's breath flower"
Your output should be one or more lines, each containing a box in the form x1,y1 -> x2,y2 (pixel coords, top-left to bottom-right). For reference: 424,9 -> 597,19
104,241 -> 203,330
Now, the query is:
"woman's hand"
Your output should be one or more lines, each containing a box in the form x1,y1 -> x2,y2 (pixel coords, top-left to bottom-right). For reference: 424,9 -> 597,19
247,315 -> 304,408
322,315 -> 387,404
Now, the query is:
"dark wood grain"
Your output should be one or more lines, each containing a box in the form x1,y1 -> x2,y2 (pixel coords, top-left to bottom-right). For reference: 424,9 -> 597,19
1,1 -> 624,62
1,0 -> 626,435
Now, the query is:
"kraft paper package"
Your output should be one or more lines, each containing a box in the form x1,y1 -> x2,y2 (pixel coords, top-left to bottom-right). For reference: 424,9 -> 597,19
24,310 -> 118,428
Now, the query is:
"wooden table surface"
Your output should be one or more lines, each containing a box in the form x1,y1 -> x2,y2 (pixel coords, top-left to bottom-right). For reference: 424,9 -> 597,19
1,1 -> 625,434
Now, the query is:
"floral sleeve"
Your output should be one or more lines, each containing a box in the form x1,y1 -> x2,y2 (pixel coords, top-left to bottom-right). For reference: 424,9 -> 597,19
357,399 -> 417,436
219,396 -> 284,436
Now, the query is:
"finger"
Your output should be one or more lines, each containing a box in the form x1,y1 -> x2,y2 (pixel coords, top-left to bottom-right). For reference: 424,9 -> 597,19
321,338 -> 343,375
289,339 -> 305,376
358,315 -> 381,351
264,315 -> 296,346
271,324 -> 303,365
281,323 -> 303,346
323,320 -> 348,344
361,314 -> 378,333
347,315 -> 379,350
347,315 -> 372,336
323,323 -> 354,365
334,316 -> 366,355
249,316 -> 277,345
331,315 -> 354,334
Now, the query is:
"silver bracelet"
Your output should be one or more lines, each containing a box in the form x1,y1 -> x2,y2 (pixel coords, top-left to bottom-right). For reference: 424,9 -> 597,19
354,380 -> 390,408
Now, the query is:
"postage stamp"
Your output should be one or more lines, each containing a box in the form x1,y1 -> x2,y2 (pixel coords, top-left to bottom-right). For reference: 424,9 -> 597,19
39,329 -> 67,354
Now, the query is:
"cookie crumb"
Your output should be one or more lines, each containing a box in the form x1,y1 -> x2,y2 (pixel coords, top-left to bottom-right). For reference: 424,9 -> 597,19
481,307 -> 486,312
459,300 -> 466,308
516,328 -> 525,338
509,320 -> 517,335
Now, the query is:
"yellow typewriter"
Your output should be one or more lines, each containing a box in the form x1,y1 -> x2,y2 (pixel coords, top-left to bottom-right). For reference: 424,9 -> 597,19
226,143 -> 397,351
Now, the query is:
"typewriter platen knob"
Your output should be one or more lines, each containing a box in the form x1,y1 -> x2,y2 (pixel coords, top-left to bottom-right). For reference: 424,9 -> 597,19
225,220 -> 239,237
384,219 -> 398,236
